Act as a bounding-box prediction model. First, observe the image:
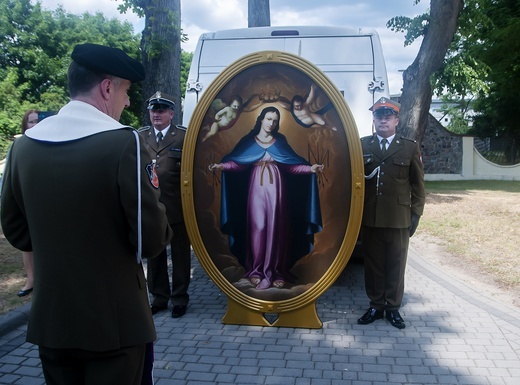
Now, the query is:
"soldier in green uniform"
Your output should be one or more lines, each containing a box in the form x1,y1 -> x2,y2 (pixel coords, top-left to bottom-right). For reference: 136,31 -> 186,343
358,97 -> 425,329
1,44 -> 172,384
139,92 -> 191,319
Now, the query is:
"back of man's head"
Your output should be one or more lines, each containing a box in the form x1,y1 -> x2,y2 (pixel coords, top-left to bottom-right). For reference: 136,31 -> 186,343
67,61 -> 107,98
67,43 -> 145,97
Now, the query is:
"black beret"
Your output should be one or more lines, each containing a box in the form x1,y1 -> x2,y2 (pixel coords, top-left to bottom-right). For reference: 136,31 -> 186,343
146,91 -> 175,110
71,43 -> 145,82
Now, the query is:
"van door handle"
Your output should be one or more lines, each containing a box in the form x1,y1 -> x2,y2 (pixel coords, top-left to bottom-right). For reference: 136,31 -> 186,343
368,80 -> 385,92
187,81 -> 203,92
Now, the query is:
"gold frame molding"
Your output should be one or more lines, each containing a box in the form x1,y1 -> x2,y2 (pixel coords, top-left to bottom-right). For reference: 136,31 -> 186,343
181,51 -> 364,328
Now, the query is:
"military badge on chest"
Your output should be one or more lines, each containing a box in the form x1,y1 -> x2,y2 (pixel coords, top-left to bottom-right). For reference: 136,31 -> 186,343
145,160 -> 160,188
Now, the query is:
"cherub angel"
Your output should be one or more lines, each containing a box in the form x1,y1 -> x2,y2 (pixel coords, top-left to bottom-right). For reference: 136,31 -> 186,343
278,83 -> 337,131
201,94 -> 264,142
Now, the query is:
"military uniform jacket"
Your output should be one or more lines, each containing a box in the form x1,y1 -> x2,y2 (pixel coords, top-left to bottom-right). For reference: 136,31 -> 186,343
138,125 -> 186,224
0,101 -> 172,351
361,133 -> 425,228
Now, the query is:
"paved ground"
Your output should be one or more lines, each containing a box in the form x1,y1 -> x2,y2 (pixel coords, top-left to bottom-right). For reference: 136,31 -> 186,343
1,243 -> 519,385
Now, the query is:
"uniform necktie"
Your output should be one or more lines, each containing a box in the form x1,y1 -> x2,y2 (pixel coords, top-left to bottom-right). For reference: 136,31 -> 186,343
381,138 -> 388,155
157,131 -> 163,143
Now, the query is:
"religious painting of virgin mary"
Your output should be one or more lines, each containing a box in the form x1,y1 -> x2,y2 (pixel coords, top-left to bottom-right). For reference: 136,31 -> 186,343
181,51 -> 364,326
208,104 -> 324,291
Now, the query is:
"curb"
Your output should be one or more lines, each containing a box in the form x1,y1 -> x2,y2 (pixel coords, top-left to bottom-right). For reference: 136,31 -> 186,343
0,302 -> 31,336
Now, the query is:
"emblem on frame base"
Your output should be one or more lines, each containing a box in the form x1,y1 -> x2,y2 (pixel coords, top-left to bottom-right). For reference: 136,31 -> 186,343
182,50 -> 364,329
223,297 -> 322,329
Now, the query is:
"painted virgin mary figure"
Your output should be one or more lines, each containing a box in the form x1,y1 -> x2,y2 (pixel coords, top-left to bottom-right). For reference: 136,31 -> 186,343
209,106 -> 324,289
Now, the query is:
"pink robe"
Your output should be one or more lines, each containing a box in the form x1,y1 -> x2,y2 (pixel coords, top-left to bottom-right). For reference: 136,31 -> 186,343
221,149 -> 313,289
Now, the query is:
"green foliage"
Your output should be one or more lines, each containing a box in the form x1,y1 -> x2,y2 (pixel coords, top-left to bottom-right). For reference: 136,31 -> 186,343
390,0 -> 520,158
387,13 -> 430,47
180,50 -> 193,97
117,0 -> 145,18
467,0 -> 520,164
0,0 -> 142,157
0,0 -> 193,158
436,93 -> 475,135
141,8 -> 171,60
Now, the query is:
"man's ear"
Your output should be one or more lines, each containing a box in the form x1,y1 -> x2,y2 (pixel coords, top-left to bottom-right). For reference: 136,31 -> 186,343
100,78 -> 112,99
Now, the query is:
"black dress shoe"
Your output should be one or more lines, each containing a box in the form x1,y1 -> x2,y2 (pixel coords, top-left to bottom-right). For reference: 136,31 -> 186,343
171,305 -> 187,318
386,310 -> 406,329
17,288 -> 33,297
357,308 -> 384,324
150,304 -> 167,315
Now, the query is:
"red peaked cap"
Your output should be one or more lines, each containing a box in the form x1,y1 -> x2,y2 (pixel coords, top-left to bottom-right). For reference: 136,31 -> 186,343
369,97 -> 400,115
71,43 -> 145,82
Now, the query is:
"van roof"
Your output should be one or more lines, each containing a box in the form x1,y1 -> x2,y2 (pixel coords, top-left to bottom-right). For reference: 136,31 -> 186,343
184,25 -> 389,137
200,26 -> 379,41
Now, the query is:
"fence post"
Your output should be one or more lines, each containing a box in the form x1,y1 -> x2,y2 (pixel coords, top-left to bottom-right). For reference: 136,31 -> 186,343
462,136 -> 475,179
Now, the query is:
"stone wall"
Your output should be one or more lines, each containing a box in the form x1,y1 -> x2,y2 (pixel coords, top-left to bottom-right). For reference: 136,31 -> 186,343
420,115 -> 463,174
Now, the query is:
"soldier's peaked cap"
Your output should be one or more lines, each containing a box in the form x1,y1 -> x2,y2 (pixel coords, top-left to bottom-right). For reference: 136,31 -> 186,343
147,91 -> 175,110
369,97 -> 400,115
71,43 -> 145,82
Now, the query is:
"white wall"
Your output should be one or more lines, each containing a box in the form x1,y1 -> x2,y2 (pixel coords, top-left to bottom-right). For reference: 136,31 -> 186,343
426,137 -> 520,181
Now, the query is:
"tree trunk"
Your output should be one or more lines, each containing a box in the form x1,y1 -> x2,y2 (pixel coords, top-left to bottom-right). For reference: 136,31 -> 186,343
248,0 -> 270,27
140,0 -> 182,126
398,0 -> 463,143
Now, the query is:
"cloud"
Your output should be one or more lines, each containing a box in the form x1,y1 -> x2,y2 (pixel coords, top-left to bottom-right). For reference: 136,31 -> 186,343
35,0 -> 429,94
182,0 -> 246,32
182,0 -> 428,93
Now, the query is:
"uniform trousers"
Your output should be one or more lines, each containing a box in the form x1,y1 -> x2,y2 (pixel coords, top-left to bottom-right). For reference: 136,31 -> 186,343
362,226 -> 409,311
39,344 -> 146,385
147,222 -> 191,307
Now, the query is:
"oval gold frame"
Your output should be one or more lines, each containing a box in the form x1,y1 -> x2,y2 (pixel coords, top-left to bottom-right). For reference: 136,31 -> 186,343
181,51 -> 364,328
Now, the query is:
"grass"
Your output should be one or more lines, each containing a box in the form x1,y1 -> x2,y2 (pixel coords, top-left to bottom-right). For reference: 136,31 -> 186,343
0,238 -> 32,314
425,179 -> 520,193
1,180 -> 519,315
419,180 -> 520,303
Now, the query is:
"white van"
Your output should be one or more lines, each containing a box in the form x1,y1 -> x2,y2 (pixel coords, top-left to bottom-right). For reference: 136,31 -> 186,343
182,25 -> 390,137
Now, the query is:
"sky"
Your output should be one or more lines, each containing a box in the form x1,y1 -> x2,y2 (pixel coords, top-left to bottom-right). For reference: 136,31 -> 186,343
33,0 -> 429,95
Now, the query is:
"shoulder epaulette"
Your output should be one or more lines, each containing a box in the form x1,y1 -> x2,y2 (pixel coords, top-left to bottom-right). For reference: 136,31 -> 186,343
401,136 -> 417,143
137,126 -> 152,132
175,124 -> 187,131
